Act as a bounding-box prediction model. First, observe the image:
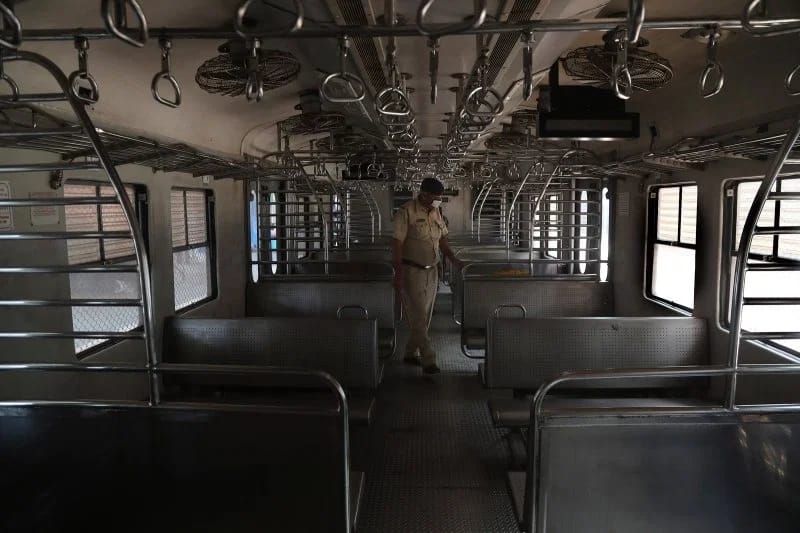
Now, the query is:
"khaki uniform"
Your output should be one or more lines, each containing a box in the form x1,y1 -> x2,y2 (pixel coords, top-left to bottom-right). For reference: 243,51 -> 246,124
393,199 -> 448,366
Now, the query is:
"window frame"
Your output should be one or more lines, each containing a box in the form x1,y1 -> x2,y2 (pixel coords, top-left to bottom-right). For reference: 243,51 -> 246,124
63,180 -> 148,359
171,187 -> 217,313
719,176 -> 800,356
645,182 -> 698,312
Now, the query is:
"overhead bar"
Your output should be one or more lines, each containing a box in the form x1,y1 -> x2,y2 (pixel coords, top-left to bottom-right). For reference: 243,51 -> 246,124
4,17 -> 800,41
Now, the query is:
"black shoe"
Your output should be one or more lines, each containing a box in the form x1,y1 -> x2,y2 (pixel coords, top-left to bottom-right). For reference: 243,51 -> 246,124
403,356 -> 422,366
422,364 -> 441,374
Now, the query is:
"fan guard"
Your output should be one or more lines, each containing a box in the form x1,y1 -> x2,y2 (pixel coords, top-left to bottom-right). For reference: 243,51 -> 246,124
561,36 -> 673,92
316,129 -> 379,153
195,41 -> 300,98
279,90 -> 345,136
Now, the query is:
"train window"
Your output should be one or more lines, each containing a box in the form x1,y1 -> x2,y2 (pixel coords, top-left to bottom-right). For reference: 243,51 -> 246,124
646,184 -> 698,310
600,187 -> 610,281
64,182 -> 144,354
723,177 -> 800,353
171,189 -> 216,311
249,189 -> 259,282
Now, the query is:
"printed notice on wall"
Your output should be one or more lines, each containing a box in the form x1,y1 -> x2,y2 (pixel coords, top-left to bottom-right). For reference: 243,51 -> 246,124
30,191 -> 60,226
0,181 -> 12,231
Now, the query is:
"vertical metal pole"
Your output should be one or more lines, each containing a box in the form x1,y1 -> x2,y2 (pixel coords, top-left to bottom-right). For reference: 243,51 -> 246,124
507,163 -> 537,261
476,178 -> 498,244
726,115 -> 800,409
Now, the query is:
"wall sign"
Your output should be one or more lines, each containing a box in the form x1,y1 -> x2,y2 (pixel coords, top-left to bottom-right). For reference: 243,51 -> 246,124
0,181 -> 12,231
30,191 -> 60,226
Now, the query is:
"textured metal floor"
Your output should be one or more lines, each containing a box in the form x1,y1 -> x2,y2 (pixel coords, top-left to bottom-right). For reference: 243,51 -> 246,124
353,291 -> 522,533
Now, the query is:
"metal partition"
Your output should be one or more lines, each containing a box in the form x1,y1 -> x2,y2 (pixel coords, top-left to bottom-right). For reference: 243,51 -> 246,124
0,51 -> 157,397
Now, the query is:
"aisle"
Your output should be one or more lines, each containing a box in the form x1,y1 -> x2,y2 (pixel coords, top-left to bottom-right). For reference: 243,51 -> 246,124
355,291 -> 521,532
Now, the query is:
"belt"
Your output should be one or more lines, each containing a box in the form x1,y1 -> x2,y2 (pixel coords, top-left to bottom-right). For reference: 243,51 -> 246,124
402,259 -> 437,270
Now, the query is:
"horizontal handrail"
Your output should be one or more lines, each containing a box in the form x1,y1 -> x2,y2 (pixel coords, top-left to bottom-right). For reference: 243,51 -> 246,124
0,299 -> 141,307
0,265 -> 139,274
0,231 -> 130,240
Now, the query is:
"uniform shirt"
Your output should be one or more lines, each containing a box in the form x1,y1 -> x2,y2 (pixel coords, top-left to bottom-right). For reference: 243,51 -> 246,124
393,199 -> 449,267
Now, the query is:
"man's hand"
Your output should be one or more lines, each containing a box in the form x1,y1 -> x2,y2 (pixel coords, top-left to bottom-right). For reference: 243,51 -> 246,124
393,268 -> 404,290
452,258 -> 465,271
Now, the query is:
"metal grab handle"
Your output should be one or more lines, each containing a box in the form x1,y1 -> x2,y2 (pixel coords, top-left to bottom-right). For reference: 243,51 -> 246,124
245,38 -> 264,102
521,33 -> 534,100
742,0 -> 800,37
428,38 -> 439,104
336,304 -> 369,319
376,87 -> 412,117
235,0 -> 304,37
492,304 -> 527,318
464,86 -> 504,118
786,63 -> 800,96
699,28 -> 723,98
0,73 -> 19,101
416,0 -> 487,37
101,0 -> 149,48
0,2 -> 21,50
151,38 -> 181,108
69,37 -> 99,105
612,29 -> 632,100
627,0 -> 645,43
320,36 -> 366,104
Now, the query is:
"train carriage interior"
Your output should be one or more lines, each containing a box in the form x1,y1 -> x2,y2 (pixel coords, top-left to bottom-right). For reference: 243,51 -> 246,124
1,0 -> 800,531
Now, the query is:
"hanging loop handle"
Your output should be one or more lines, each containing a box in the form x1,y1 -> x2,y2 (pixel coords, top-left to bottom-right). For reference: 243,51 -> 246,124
320,36 -> 366,104
627,0 -> 645,43
101,0 -> 149,48
69,37 -> 100,105
376,87 -> 412,117
245,38 -> 264,102
417,0 -> 487,38
611,29 -> 633,100
699,27 -> 724,98
235,0 -> 304,38
521,32 -> 534,100
786,62 -> 800,96
0,48 -> 19,101
428,38 -> 439,104
151,37 -> 181,108
0,2 -> 22,50
742,0 -> 800,37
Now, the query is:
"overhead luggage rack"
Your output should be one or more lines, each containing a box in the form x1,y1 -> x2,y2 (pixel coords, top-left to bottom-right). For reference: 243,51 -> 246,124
0,106 -> 259,180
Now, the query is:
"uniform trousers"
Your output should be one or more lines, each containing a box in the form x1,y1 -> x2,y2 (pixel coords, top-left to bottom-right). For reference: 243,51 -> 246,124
401,265 -> 439,367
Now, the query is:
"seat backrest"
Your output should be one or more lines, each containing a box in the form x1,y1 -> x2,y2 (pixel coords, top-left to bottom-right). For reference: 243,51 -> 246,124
247,280 -> 395,330
486,317 -> 708,389
462,279 -> 614,330
528,410 -> 800,533
164,317 -> 379,389
0,401 -> 349,533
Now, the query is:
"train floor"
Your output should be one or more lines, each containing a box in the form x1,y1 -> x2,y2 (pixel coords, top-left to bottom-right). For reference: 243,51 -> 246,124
353,287 -> 523,532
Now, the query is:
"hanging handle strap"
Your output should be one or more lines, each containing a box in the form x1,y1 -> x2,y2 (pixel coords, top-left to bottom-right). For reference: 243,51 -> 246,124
627,0 -> 645,43
428,38 -> 439,104
151,37 -> 181,108
0,48 -> 19,101
742,0 -> 800,37
244,38 -> 264,102
68,37 -> 100,105
521,32 -> 534,100
612,29 -> 633,100
320,36 -> 366,104
416,0 -> 487,38
235,0 -> 304,37
0,1 -> 21,50
101,0 -> 149,48
699,27 -> 724,98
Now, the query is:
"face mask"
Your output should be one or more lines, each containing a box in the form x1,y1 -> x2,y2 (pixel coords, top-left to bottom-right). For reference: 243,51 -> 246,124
431,200 -> 442,208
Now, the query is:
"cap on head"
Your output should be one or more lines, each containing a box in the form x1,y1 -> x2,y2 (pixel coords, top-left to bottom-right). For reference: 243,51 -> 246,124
420,177 -> 444,195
